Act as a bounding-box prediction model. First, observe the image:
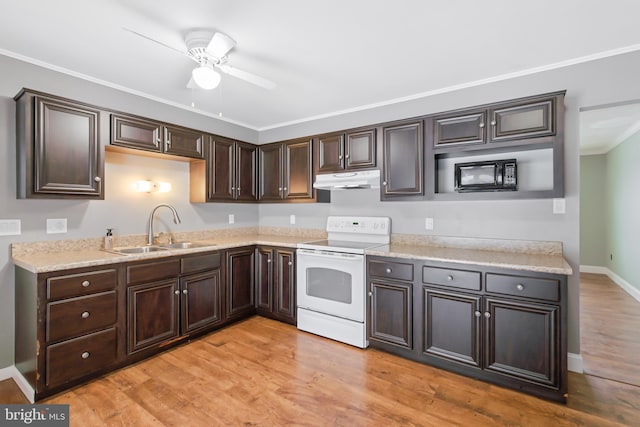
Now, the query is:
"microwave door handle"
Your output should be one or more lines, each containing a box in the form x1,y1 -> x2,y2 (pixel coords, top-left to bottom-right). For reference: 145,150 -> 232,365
297,249 -> 361,260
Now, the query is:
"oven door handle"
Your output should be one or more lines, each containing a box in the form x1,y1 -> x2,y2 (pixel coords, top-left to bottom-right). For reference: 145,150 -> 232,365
297,249 -> 362,260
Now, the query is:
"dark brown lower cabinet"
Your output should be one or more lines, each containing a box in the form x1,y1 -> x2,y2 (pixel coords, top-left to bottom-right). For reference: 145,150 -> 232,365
225,247 -> 256,320
369,280 -> 412,349
181,270 -> 223,333
366,255 -> 567,403
255,246 -> 296,324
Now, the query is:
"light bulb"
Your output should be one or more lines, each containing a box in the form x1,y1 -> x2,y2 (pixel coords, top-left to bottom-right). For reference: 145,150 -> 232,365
192,64 -> 221,90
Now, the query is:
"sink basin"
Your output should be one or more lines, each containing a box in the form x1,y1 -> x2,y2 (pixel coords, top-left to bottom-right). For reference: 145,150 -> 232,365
158,242 -> 214,249
110,246 -> 169,254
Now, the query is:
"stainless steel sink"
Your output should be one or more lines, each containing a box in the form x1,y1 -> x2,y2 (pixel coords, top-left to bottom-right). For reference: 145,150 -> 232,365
158,242 -> 213,249
110,246 -> 169,254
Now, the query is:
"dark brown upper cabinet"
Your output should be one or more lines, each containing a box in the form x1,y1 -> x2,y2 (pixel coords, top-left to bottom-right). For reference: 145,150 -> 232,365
111,113 -> 204,159
258,138 -> 313,202
317,128 -> 376,173
207,137 -> 257,202
381,120 -> 424,200
431,93 -> 558,150
15,89 -> 105,199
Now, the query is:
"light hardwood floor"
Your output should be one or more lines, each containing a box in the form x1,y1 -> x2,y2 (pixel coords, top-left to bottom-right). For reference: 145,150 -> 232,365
1,274 -> 639,426
580,272 -> 640,387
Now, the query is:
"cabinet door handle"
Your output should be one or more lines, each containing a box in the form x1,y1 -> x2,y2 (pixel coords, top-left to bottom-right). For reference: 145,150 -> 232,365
382,181 -> 387,186
288,261 -> 293,266
345,154 -> 349,159
237,187 -> 240,194
283,187 -> 287,191
516,283 -> 525,291
231,186 -> 235,190
368,291 -> 372,297
81,311 -> 90,319
484,312 -> 491,318
338,155 -> 343,160
81,352 -> 90,359
81,280 -> 90,288
94,176 -> 101,183
174,290 -> 180,295
155,136 -> 161,147
479,123 -> 485,128
278,187 -> 282,191
385,268 -> 392,274
490,120 -> 497,126
447,275 -> 454,281
183,289 -> 188,294
474,311 -> 481,317
267,258 -> 271,263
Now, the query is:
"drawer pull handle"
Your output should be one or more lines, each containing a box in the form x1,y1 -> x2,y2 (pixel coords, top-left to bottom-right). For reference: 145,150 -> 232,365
81,352 -> 90,359
484,312 -> 491,318
447,275 -> 454,281
81,311 -> 90,319
385,268 -> 392,274
174,290 -> 180,295
81,280 -> 90,288
516,284 -> 525,291
183,289 -> 188,294
474,311 -> 481,317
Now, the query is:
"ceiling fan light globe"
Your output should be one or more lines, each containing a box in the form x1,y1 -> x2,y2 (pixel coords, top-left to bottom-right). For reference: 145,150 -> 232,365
192,65 -> 221,90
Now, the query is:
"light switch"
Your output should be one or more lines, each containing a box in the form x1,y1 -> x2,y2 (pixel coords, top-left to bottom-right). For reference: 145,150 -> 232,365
47,218 -> 67,234
228,214 -> 235,224
425,217 -> 434,230
552,198 -> 566,215
290,215 -> 296,225
0,219 -> 21,236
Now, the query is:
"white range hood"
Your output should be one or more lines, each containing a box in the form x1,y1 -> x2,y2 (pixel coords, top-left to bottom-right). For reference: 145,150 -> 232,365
313,170 -> 380,190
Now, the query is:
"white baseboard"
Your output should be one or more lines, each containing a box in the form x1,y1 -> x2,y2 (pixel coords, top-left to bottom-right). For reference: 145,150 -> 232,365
0,365 -> 35,403
580,265 -> 640,303
567,352 -> 583,373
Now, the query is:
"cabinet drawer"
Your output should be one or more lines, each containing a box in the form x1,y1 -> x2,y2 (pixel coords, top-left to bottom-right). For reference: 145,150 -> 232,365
422,266 -> 481,291
486,273 -> 559,302
46,327 -> 117,388
368,260 -> 413,282
127,259 -> 180,285
47,291 -> 117,343
47,269 -> 116,300
181,252 -> 220,275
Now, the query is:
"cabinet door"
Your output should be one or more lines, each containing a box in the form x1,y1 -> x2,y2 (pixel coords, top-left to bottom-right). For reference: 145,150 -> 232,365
111,114 -> 163,153
423,288 -> 481,368
484,297 -> 560,388
180,270 -> 222,334
490,98 -> 554,142
382,121 -> 423,197
283,139 -> 313,200
255,247 -> 273,313
258,143 -> 284,201
345,129 -> 376,170
127,279 -> 180,354
33,96 -> 103,197
164,125 -> 205,159
432,110 -> 486,147
274,249 -> 296,324
369,280 -> 412,349
226,248 -> 256,320
208,137 -> 235,201
235,142 -> 258,201
317,134 -> 344,172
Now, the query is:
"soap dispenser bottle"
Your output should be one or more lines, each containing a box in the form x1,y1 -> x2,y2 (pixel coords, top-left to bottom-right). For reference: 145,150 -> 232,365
104,228 -> 114,250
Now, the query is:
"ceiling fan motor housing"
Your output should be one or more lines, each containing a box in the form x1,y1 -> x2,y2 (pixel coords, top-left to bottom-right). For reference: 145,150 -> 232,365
185,30 -> 218,62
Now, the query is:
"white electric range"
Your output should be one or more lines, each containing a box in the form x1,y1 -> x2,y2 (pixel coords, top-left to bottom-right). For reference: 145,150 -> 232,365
296,216 -> 391,348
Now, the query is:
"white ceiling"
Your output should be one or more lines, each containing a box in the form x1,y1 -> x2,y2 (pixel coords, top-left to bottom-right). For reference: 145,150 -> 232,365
580,103 -> 640,155
1,0 -> 640,138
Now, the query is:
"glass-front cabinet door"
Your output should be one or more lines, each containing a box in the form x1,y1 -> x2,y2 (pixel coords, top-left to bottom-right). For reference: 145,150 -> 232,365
433,110 -> 487,147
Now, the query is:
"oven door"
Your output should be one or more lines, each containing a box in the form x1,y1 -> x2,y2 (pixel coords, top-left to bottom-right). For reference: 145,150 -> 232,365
296,248 -> 364,322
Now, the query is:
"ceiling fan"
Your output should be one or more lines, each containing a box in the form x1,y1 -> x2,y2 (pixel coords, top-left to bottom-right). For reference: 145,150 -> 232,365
123,28 -> 276,90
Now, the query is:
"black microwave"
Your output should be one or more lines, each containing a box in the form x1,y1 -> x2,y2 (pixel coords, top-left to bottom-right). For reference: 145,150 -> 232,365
454,159 -> 517,192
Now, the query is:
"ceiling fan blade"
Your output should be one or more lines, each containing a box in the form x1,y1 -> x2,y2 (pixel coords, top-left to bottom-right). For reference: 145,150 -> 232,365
122,27 -> 187,56
207,32 -> 236,58
218,65 -> 276,90
186,77 -> 198,89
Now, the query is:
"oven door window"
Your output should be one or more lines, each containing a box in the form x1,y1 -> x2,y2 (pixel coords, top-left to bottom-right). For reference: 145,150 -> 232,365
306,267 -> 352,304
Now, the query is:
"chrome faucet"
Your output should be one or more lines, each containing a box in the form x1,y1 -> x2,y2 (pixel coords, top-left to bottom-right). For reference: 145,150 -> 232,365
147,204 -> 181,245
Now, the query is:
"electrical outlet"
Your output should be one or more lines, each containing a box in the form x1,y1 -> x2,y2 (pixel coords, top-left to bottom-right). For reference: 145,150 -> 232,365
290,214 -> 296,225
228,214 -> 235,225
46,218 -> 67,234
425,217 -> 434,230
0,219 -> 21,236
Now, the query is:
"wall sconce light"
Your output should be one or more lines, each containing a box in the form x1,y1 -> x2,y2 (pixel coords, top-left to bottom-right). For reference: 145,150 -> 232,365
134,180 -> 172,193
